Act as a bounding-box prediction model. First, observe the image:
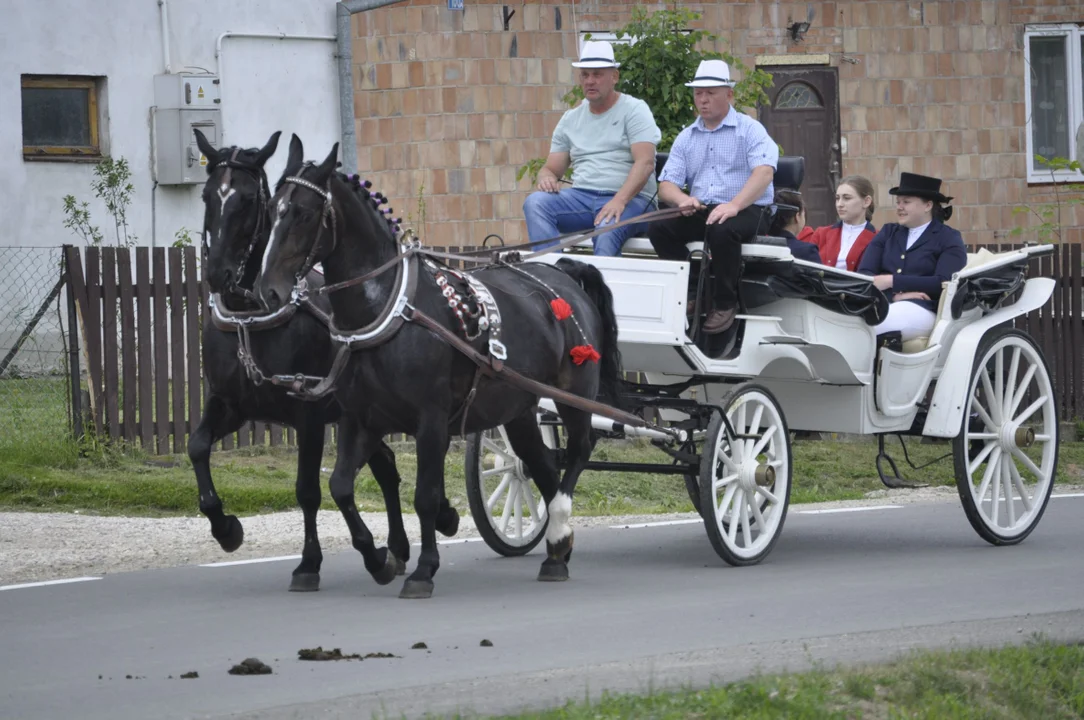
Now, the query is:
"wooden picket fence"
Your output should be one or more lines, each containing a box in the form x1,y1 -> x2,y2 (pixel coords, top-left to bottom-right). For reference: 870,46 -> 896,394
62,242 -> 1084,454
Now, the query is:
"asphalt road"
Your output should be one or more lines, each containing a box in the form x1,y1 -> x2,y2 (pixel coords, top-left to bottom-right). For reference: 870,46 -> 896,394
2,495 -> 1083,720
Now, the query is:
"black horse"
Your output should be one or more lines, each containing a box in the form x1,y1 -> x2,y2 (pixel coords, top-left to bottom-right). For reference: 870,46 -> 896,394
189,129 -> 459,592
256,135 -> 622,599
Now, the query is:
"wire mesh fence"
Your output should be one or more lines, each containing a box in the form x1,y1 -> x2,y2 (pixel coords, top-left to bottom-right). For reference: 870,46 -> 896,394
0,246 -> 72,452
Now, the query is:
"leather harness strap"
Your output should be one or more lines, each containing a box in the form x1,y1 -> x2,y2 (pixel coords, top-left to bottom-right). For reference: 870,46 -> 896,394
403,305 -> 677,438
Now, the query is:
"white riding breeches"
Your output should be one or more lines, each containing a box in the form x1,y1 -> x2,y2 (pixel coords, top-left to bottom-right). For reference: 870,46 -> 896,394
874,300 -> 936,341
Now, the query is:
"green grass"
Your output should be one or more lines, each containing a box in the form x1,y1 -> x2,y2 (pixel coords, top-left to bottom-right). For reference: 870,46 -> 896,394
1,434 -> 1083,518
473,638 -> 1084,720
0,375 -> 71,451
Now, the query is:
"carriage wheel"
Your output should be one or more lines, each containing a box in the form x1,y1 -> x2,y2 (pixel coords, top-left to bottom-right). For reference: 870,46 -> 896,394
952,329 -> 1058,545
699,383 -> 792,566
465,421 -> 554,557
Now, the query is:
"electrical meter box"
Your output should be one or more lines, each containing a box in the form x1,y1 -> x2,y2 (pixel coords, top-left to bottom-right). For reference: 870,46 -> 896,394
152,73 -> 221,185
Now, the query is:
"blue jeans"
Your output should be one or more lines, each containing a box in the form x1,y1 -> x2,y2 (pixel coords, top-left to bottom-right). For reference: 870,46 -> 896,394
523,188 -> 653,257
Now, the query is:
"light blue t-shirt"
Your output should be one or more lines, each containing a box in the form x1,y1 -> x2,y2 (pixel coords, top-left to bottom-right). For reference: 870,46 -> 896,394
550,94 -> 662,201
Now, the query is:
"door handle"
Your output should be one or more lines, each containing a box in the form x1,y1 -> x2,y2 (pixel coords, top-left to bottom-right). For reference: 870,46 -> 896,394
829,159 -> 841,190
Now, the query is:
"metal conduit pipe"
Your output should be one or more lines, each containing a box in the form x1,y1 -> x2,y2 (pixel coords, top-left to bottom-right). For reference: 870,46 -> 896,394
215,32 -> 336,147
336,0 -> 410,174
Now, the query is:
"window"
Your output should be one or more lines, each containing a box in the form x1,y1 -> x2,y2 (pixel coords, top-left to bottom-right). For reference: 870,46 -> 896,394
774,82 -> 823,109
21,75 -> 102,159
1024,25 -> 1083,183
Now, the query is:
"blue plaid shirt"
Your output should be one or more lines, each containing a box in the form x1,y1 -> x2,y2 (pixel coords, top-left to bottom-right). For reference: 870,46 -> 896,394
659,109 -> 778,207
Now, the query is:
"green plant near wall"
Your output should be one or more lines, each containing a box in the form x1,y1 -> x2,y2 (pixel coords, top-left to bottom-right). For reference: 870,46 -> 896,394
62,156 -> 138,248
516,4 -> 774,186
1011,156 -> 1084,245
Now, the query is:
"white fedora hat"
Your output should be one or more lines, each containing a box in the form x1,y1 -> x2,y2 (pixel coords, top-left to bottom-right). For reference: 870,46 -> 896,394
685,59 -> 735,87
571,40 -> 620,69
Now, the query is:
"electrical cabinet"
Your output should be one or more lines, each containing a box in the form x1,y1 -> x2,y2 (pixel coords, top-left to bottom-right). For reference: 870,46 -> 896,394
152,73 -> 221,185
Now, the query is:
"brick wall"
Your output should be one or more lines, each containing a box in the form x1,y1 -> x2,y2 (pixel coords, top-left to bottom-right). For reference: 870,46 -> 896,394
352,0 -> 1083,247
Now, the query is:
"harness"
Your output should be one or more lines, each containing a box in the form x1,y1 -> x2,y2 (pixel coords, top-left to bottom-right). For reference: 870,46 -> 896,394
247,171 -> 686,441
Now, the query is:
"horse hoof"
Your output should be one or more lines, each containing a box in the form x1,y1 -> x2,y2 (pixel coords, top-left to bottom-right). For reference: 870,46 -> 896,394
399,579 -> 434,599
371,554 -> 399,586
436,506 -> 461,537
537,559 -> 569,582
216,516 -> 244,553
289,573 -> 320,592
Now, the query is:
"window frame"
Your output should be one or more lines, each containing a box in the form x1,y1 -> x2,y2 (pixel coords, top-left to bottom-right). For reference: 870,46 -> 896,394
1023,24 -> 1083,184
21,75 -> 102,160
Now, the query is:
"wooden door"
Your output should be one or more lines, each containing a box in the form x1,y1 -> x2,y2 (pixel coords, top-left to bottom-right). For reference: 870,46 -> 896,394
758,67 -> 841,229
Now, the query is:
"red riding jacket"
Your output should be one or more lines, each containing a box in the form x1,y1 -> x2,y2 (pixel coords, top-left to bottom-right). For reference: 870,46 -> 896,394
797,221 -> 877,272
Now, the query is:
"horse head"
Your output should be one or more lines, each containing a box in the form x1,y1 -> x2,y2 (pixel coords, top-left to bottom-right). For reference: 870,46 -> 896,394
258,134 -> 401,313
196,128 -> 280,295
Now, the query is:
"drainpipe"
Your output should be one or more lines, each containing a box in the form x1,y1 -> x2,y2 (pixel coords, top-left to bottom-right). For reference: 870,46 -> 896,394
336,0 -> 410,174
215,32 -> 337,147
158,0 -> 172,73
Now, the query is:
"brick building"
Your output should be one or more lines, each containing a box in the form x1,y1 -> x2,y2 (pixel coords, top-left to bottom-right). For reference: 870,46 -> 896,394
349,0 -> 1084,248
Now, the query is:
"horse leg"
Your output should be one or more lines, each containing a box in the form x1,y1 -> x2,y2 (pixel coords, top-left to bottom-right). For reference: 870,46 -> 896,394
328,414 -> 399,586
500,412 -> 565,581
541,407 -> 593,580
189,395 -> 246,552
399,413 -> 450,599
289,415 -> 327,592
366,441 -> 410,576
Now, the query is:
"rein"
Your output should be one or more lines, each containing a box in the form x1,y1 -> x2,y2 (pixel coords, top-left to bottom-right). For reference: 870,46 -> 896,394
315,204 -> 691,298
255,170 -> 685,439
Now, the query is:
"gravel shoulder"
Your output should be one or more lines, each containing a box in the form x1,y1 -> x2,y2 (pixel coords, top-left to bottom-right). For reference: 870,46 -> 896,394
3,485 -> 1080,586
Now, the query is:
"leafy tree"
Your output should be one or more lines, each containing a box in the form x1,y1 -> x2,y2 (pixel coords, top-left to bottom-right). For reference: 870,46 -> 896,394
517,5 -> 774,185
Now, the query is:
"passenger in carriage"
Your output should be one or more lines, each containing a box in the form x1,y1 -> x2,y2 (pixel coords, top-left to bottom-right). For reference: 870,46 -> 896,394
522,40 -> 662,257
647,59 -> 778,335
857,172 -> 967,342
767,190 -> 822,263
796,175 -> 878,271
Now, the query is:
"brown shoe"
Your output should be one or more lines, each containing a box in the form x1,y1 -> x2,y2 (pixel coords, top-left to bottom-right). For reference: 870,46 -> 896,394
701,308 -> 736,335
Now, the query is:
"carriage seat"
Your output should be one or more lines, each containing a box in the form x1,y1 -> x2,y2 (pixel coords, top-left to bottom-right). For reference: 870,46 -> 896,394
899,247 -> 1024,353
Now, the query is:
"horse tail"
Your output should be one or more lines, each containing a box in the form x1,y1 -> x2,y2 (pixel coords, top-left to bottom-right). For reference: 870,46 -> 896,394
554,258 -> 623,406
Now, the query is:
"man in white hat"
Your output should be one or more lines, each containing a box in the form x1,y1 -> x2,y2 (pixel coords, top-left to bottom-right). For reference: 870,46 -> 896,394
523,39 -> 662,256
648,58 -> 779,335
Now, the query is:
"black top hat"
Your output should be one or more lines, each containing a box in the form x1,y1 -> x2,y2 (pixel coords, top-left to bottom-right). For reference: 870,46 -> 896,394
889,172 -> 953,203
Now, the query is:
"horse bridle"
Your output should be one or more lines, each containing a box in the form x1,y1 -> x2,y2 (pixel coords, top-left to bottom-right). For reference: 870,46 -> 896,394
277,166 -> 338,286
204,147 -> 272,297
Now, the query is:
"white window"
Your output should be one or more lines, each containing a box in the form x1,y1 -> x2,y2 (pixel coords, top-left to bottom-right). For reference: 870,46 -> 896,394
1024,24 -> 1084,183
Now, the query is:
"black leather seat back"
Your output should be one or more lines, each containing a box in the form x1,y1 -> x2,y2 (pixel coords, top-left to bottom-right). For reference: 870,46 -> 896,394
774,156 -> 804,191
654,151 -> 669,180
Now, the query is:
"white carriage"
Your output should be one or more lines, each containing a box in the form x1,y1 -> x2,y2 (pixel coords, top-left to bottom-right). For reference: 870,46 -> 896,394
464,207 -> 1059,567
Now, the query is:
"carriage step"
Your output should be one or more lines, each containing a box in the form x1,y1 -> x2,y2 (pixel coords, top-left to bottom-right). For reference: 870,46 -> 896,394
759,335 -> 807,346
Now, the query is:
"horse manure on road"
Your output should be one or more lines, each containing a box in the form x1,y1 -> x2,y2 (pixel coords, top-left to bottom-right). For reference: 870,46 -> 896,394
180,671 -> 199,679
480,639 -> 493,647
411,642 -> 428,650
228,658 -> 272,675
299,647 -> 362,661
298,647 -> 399,661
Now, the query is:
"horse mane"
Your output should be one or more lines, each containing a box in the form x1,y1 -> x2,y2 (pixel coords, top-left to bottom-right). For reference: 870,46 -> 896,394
332,170 -> 403,239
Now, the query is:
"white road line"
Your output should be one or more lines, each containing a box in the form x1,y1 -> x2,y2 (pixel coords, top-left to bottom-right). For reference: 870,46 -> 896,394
199,555 -> 301,568
610,519 -> 704,529
413,537 -> 486,547
797,504 -> 903,515
0,577 -> 101,591
1053,492 -> 1084,499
